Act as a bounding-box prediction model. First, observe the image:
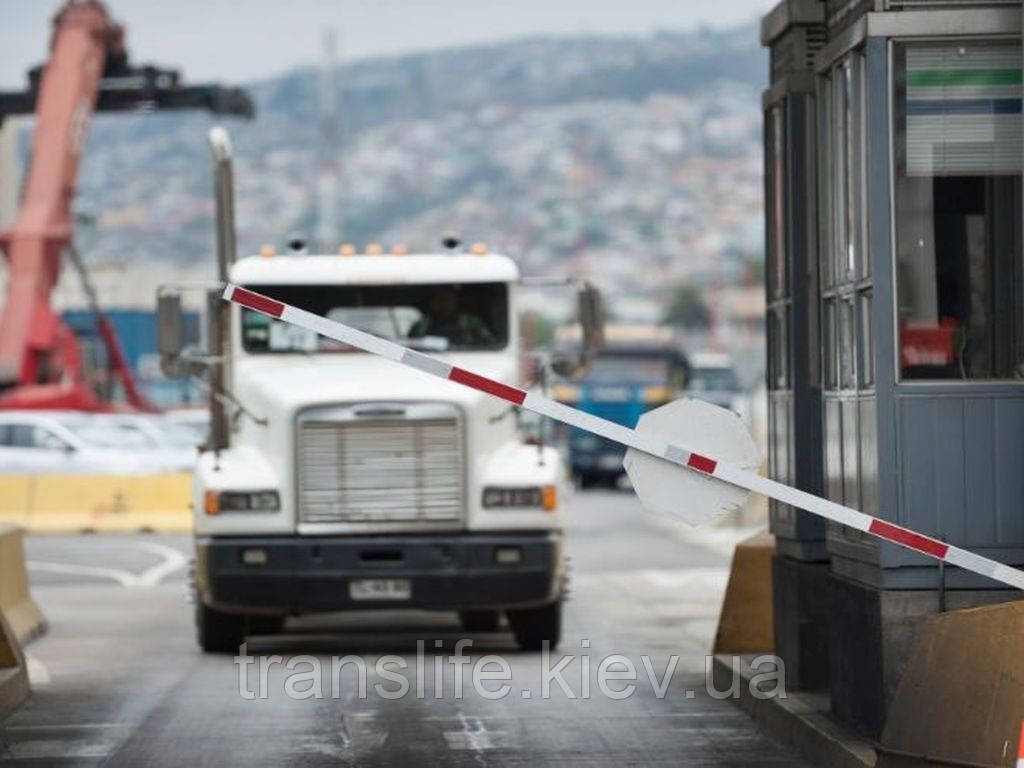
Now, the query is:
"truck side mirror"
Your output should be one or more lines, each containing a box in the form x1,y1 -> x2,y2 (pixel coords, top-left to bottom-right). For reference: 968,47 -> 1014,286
549,353 -> 579,378
577,283 -> 604,366
157,292 -> 185,377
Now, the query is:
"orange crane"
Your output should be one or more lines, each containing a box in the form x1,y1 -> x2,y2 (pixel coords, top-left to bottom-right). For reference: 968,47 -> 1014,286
0,0 -> 252,411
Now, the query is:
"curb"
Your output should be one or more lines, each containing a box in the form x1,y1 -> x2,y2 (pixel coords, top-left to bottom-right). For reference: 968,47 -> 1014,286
712,654 -> 877,768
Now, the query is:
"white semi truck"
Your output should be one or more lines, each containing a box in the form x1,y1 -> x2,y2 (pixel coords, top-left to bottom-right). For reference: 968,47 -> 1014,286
157,130 -> 602,652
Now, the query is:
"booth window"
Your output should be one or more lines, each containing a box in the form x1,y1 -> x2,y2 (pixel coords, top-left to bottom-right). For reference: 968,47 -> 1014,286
893,40 -> 1024,380
765,102 -> 793,496
819,51 -> 875,515
768,106 -> 787,300
859,291 -> 874,387
820,52 -> 871,391
766,103 -> 792,392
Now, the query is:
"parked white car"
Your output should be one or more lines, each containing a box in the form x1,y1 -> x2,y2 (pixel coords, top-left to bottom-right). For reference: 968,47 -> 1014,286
96,414 -> 200,472
163,408 -> 210,446
0,411 -> 171,474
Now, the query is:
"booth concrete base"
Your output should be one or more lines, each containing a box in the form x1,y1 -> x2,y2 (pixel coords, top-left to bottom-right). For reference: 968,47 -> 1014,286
772,554 -> 830,692
828,573 -> 1017,739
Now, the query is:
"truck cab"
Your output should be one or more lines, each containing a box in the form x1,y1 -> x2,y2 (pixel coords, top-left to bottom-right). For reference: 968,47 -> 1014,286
184,250 -> 569,651
686,351 -> 743,411
552,325 -> 689,487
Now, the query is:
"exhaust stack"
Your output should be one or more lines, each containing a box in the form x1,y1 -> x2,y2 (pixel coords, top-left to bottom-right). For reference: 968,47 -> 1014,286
207,126 -> 236,452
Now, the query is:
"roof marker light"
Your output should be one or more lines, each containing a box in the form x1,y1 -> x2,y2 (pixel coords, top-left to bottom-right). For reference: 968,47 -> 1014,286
259,244 -> 275,258
365,243 -> 383,256
339,244 -> 356,256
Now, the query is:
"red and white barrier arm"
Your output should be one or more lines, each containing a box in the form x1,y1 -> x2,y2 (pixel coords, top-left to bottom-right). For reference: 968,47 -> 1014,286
223,284 -> 1024,591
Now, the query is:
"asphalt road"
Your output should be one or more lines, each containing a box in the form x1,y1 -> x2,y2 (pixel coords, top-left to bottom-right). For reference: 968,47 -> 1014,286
1,490 -> 807,767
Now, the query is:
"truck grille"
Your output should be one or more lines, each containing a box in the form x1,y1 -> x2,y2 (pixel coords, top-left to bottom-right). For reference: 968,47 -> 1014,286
297,407 -> 463,524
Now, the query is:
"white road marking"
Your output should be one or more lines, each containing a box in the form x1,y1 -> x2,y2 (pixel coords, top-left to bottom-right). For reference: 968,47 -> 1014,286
26,541 -> 188,589
444,713 -> 507,753
337,715 -> 352,748
26,560 -> 138,588
658,517 -> 766,557
573,567 -> 730,594
1,723 -> 126,730
23,652 -> 51,685
133,541 -> 189,587
637,567 -> 730,590
1,737 -> 116,760
298,736 -> 348,759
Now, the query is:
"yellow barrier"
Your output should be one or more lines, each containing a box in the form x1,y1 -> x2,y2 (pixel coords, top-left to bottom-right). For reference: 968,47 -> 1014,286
713,531 -> 775,654
0,524 -> 46,643
879,600 -> 1024,767
0,473 -> 192,533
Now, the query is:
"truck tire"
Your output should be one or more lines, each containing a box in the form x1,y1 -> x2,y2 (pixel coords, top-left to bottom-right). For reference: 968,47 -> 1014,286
196,601 -> 244,653
458,610 -> 501,633
508,600 -> 562,651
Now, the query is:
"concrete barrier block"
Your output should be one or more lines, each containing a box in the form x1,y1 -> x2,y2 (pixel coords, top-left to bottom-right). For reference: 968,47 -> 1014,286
0,525 -> 37,722
0,524 -> 46,644
878,600 -> 1024,767
713,531 -> 775,654
0,609 -> 29,722
0,473 -> 192,533
0,476 -> 31,528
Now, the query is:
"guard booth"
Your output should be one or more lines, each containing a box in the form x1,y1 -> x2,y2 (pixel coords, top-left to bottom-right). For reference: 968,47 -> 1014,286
761,0 -> 829,696
762,0 -> 1024,738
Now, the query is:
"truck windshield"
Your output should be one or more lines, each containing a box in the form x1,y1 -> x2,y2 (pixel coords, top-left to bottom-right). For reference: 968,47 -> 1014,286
584,355 -> 675,385
689,367 -> 739,393
240,282 -> 509,353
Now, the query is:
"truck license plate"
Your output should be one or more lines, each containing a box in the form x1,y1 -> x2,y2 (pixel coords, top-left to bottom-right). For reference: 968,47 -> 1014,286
349,578 -> 411,601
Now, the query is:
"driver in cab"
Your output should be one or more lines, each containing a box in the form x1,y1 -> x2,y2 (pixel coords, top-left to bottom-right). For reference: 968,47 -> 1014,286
409,285 -> 494,348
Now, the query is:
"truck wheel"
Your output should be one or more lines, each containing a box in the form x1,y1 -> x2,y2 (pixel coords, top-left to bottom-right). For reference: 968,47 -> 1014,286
508,600 -> 562,651
196,601 -> 244,653
246,615 -> 285,636
458,610 -> 501,633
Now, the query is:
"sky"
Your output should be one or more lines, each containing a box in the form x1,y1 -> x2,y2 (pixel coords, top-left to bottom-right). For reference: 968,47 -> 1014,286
0,0 -> 774,89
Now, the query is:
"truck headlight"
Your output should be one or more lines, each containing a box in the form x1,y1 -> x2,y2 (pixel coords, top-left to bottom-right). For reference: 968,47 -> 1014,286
552,385 -> 581,403
482,485 -> 557,511
642,385 -> 675,404
204,490 -> 280,515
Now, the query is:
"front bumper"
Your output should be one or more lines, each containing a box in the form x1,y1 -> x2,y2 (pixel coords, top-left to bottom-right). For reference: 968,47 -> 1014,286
195,531 -> 562,614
